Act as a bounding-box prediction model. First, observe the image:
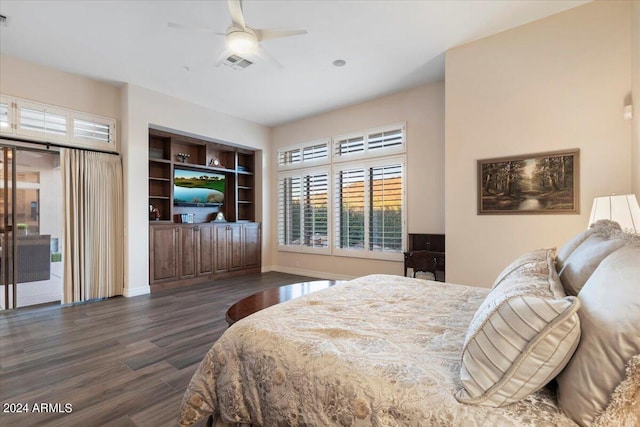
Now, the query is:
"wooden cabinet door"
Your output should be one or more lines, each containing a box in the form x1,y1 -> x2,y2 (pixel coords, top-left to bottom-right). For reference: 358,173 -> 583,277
178,226 -> 197,280
242,223 -> 261,269
213,224 -> 229,274
228,224 -> 243,271
197,224 -> 214,276
149,225 -> 178,284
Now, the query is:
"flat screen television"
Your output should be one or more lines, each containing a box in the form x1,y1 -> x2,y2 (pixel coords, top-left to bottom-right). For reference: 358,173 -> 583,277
174,168 -> 225,207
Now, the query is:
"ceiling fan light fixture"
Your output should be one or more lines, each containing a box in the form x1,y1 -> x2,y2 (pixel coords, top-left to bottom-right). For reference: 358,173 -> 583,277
227,30 -> 258,55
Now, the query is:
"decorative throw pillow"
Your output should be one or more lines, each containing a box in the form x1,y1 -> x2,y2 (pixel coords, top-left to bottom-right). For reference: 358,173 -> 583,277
556,243 -> 640,426
492,248 -> 555,289
456,251 -> 581,407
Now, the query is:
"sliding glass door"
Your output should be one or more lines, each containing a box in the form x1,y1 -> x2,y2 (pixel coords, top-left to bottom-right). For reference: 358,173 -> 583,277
1,144 -> 63,309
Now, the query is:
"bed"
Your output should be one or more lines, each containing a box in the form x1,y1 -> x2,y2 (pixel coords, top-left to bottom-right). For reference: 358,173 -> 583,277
179,221 -> 639,427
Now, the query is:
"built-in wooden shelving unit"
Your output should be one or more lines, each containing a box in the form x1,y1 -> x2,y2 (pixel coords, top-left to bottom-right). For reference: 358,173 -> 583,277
148,128 -> 256,223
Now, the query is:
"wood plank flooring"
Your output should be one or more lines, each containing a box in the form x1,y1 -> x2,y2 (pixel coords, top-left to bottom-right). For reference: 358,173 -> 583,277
0,272 -> 318,427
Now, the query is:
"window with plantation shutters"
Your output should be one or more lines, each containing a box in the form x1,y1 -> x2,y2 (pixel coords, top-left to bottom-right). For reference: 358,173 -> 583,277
278,170 -> 329,252
0,94 -> 117,151
334,159 -> 404,257
278,139 -> 329,168
277,122 -> 405,258
368,128 -> 403,151
17,103 -> 68,141
279,148 -> 301,166
72,115 -> 114,145
302,143 -> 328,162
334,135 -> 365,157
333,123 -> 405,161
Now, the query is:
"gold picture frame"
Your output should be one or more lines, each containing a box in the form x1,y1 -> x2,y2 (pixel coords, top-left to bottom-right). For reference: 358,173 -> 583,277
477,149 -> 579,215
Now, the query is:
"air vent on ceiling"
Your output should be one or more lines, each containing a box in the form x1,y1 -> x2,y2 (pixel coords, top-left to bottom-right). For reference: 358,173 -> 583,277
223,54 -> 253,70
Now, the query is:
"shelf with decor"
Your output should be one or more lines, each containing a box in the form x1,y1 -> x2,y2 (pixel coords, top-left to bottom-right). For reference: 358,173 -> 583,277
148,128 -> 257,224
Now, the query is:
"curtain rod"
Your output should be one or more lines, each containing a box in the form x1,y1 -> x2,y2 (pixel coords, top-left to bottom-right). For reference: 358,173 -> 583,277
0,135 -> 120,156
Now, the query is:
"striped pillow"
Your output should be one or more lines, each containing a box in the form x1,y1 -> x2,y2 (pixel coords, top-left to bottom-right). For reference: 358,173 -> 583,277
456,252 -> 581,407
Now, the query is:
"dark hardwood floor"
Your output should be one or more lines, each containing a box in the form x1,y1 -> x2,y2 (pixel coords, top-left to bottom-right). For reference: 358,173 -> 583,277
0,272 -> 318,427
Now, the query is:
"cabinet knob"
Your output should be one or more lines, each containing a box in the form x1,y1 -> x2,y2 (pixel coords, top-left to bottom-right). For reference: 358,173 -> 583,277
194,226 -> 200,231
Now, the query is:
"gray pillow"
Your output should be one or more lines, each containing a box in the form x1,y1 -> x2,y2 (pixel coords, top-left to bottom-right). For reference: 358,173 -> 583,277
556,243 -> 640,426
457,251 -> 581,407
556,228 -> 596,272
558,233 -> 627,295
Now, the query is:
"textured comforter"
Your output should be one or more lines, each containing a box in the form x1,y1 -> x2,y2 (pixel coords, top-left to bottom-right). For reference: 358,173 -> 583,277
179,274 -> 578,426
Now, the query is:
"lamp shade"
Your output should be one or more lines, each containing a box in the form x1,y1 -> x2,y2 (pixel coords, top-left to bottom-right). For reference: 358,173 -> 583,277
589,194 -> 640,233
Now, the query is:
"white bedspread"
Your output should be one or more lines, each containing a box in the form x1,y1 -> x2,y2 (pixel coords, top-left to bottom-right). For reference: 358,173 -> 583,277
179,274 -> 578,426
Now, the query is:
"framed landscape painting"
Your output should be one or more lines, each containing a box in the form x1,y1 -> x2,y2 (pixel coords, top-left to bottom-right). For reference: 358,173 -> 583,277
477,149 -> 579,215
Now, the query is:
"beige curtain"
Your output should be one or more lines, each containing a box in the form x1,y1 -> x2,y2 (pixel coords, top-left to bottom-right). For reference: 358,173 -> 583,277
62,149 -> 124,304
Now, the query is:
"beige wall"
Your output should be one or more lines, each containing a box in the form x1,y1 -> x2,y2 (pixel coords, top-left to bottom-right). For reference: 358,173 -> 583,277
270,82 -> 445,279
121,84 -> 271,295
445,1 -> 633,287
0,54 -> 121,120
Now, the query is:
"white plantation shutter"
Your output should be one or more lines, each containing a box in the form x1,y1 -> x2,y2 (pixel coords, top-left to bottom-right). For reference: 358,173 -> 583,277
369,164 -> 403,252
335,168 -> 366,250
278,170 -> 330,251
334,135 -> 365,157
278,176 -> 301,245
302,143 -> 328,162
334,123 -> 405,161
335,159 -> 404,257
71,114 -> 115,145
368,128 -> 403,151
278,140 -> 329,168
18,103 -> 68,141
302,173 -> 329,248
279,148 -> 301,166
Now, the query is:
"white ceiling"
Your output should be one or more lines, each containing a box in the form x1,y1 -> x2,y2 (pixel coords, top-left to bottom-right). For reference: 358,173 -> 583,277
0,0 -> 589,127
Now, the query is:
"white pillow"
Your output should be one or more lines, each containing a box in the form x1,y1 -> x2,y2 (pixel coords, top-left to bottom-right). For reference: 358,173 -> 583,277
456,252 -> 581,407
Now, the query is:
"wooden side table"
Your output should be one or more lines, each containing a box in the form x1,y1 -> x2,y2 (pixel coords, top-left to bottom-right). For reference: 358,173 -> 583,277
225,280 -> 340,325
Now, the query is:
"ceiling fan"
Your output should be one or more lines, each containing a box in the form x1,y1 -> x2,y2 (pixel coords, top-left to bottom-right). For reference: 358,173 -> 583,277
169,0 -> 307,68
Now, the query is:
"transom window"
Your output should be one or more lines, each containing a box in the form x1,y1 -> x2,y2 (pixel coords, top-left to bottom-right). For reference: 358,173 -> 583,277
278,139 -> 329,168
0,95 -> 117,152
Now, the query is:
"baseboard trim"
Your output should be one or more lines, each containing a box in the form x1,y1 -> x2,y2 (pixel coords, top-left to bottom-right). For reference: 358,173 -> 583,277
270,266 -> 355,281
123,285 -> 151,297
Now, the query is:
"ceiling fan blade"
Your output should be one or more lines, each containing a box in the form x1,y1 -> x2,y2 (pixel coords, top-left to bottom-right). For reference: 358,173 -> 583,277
168,22 -> 224,36
227,0 -> 246,30
255,28 -> 308,42
255,46 -> 283,69
214,49 -> 233,67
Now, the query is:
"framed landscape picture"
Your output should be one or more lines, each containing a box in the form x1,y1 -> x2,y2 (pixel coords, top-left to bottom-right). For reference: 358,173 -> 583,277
477,149 -> 579,215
